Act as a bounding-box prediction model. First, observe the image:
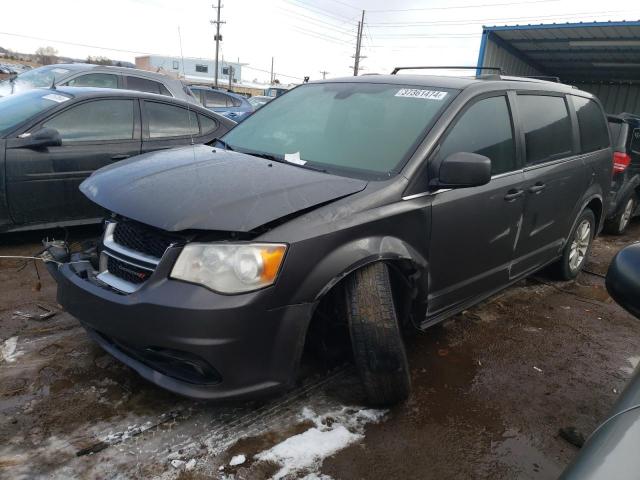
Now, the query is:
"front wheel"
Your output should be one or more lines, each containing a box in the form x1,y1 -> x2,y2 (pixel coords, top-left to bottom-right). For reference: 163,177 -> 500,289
344,262 -> 411,406
556,209 -> 596,280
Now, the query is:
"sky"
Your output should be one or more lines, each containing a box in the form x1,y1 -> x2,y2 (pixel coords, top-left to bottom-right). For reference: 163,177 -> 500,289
2,0 -> 640,84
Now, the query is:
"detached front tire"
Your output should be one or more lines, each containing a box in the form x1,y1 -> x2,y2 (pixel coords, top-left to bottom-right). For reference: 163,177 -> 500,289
345,262 -> 411,406
557,209 -> 596,280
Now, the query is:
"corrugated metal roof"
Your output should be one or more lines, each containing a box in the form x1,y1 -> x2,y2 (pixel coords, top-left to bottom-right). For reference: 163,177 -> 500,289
481,20 -> 640,81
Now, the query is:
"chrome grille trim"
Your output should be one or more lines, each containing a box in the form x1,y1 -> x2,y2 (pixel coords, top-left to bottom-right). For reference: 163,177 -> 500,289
103,221 -> 162,266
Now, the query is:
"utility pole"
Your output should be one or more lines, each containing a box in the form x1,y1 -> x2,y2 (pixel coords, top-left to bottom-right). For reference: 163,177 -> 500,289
320,70 -> 329,79
270,57 -> 274,84
210,0 -> 225,88
228,65 -> 233,90
353,10 -> 365,76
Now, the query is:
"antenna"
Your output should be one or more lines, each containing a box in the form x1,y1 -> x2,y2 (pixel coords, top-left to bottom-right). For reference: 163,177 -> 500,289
178,26 -> 196,148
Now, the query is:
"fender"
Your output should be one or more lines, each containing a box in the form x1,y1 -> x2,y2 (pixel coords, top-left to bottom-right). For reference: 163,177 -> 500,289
607,174 -> 640,219
290,235 -> 430,329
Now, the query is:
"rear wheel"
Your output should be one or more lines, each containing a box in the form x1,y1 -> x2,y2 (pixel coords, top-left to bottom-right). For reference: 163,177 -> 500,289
345,262 -> 411,406
605,195 -> 636,235
557,209 -> 596,280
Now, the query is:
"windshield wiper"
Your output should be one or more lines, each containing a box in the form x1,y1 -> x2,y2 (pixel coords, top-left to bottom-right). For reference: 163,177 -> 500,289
245,150 -> 328,173
212,138 -> 234,151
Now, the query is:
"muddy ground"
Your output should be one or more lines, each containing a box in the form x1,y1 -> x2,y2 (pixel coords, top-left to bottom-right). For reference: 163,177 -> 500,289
1,222 -> 639,479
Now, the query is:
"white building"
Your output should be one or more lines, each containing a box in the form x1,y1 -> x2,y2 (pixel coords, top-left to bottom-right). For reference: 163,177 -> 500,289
135,55 -> 244,85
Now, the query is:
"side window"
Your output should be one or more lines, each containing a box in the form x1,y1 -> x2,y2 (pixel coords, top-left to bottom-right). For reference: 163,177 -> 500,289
204,91 -> 229,108
145,101 -> 199,138
517,95 -> 573,165
572,96 -> 609,153
127,76 -> 171,97
66,73 -> 118,88
632,128 -> 640,154
438,95 -> 516,175
42,99 -> 134,142
198,114 -> 218,135
189,89 -> 202,103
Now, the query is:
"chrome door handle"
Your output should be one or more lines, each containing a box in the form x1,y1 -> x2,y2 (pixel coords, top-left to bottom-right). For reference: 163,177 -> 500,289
504,189 -> 524,201
529,183 -> 547,194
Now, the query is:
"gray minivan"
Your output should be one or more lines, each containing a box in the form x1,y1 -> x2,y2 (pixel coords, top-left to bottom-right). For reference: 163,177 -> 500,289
47,74 -> 612,405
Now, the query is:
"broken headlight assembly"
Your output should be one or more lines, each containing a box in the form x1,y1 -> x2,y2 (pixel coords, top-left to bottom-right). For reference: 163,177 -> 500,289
170,243 -> 287,294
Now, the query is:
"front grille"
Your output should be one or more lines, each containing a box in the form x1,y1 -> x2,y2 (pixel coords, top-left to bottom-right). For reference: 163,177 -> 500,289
113,221 -> 177,259
106,255 -> 151,285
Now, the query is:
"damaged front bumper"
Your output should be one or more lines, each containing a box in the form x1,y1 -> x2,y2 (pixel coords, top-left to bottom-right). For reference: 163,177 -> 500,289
46,247 -> 314,401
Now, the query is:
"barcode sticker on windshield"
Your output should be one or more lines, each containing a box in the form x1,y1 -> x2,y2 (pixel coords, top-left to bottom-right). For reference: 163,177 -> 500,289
42,93 -> 70,103
395,89 -> 447,100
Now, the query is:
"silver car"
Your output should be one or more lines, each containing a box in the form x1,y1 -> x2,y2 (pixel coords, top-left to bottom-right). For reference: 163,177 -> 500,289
0,63 -> 199,104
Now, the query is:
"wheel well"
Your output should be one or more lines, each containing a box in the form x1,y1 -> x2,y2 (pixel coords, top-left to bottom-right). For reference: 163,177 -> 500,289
585,198 -> 603,227
303,260 -> 422,364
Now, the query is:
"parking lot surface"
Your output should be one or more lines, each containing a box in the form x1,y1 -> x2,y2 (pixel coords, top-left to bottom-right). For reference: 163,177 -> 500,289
1,223 -> 639,479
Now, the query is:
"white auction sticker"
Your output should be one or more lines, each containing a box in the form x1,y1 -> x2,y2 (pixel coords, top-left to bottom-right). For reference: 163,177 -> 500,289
42,93 -> 70,103
395,89 -> 447,100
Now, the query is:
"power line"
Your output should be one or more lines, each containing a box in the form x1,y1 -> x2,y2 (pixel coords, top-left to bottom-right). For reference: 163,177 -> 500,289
243,64 -> 302,81
367,9 -> 640,27
321,0 -> 361,11
277,8 -> 356,36
287,25 -> 353,46
368,0 -> 560,13
282,0 -> 355,23
0,31 -> 156,56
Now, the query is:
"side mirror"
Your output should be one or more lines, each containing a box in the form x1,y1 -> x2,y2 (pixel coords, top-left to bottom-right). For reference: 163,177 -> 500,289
16,128 -> 62,149
606,243 -> 640,319
436,152 -> 492,189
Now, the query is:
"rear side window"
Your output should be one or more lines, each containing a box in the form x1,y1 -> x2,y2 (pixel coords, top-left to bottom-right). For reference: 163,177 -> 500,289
517,95 -> 573,165
572,96 -> 609,153
127,76 -> 171,96
204,91 -> 230,108
43,99 -> 134,142
66,73 -> 118,88
438,96 -> 516,175
632,128 -> 640,153
198,114 -> 218,135
145,101 -> 199,138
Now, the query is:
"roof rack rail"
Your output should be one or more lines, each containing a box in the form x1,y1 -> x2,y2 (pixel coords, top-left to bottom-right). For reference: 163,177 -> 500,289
523,75 -> 561,83
391,66 -> 502,75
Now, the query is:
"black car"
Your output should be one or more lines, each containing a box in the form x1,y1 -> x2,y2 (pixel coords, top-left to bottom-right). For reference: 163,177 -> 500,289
47,74 -> 612,405
605,113 -> 640,234
0,87 -> 234,232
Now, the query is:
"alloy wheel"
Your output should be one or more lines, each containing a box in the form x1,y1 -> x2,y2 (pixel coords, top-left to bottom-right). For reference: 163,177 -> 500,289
569,219 -> 591,272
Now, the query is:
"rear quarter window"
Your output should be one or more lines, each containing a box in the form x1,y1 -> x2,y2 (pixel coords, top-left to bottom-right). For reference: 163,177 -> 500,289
572,96 -> 609,153
517,94 -> 573,165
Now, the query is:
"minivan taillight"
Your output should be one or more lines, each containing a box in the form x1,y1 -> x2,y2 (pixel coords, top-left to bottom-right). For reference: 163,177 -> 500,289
613,152 -> 631,174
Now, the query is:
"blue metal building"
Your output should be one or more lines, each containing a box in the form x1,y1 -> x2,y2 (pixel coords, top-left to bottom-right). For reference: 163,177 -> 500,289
476,21 -> 640,113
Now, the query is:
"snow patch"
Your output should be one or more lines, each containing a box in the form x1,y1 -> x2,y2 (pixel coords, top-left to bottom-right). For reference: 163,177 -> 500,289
255,406 -> 385,479
620,356 -> 640,375
1,336 -> 23,363
229,454 -> 246,466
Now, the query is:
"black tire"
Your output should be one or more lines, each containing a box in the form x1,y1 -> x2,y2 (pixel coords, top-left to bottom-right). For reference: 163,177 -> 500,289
604,195 -> 636,235
344,262 -> 411,406
556,209 -> 596,280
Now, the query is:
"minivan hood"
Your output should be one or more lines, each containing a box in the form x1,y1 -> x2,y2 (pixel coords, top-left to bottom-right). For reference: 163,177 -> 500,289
80,144 -> 367,232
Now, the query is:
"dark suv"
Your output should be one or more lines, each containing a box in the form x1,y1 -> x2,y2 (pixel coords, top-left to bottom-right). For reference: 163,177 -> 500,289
605,113 -> 640,234
47,74 -> 612,405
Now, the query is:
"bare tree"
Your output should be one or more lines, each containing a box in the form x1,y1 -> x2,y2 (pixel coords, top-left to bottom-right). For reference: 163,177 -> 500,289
35,46 -> 58,65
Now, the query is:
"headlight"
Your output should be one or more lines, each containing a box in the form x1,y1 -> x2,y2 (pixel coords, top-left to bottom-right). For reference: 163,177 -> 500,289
170,243 -> 287,294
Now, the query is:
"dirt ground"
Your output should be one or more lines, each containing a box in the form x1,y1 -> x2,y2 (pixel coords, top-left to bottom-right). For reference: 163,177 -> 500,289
1,222 -> 639,480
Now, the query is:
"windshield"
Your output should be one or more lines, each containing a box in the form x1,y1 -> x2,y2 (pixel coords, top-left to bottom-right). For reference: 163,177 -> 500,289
223,82 -> 457,177
0,89 -> 72,136
0,65 -> 71,93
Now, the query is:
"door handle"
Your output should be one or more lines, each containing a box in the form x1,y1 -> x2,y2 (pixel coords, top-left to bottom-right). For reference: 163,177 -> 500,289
529,182 -> 547,194
111,154 -> 130,160
504,189 -> 524,201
